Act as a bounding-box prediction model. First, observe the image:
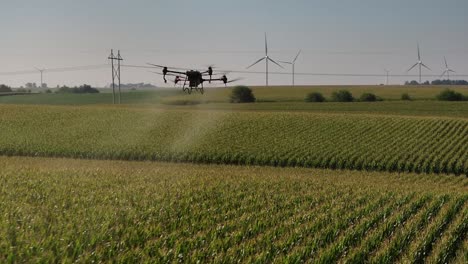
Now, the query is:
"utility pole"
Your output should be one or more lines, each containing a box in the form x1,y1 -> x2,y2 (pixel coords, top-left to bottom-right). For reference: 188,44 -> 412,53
108,50 -> 115,104
108,49 -> 123,104
384,69 -> 390,85
117,50 -> 122,104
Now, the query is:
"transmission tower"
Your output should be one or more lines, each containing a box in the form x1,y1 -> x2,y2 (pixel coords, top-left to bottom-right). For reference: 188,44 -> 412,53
108,49 -> 123,104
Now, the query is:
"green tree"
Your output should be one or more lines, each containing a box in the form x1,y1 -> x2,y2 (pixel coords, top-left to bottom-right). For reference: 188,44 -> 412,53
305,92 -> 325,102
230,86 -> 256,103
436,89 -> 465,101
0,84 -> 12,93
360,93 -> 378,102
401,93 -> 412,101
331,90 -> 354,102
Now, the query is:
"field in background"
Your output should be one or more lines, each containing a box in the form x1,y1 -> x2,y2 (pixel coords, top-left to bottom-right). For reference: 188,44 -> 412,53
170,85 -> 468,102
0,105 -> 466,175
0,156 -> 466,263
0,85 -> 468,105
167,101 -> 468,118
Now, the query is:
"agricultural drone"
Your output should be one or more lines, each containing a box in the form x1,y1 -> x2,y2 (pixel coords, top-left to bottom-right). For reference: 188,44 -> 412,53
148,63 -> 240,94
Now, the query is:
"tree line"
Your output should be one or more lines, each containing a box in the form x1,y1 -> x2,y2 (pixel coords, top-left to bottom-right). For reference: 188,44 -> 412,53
405,79 -> 468,85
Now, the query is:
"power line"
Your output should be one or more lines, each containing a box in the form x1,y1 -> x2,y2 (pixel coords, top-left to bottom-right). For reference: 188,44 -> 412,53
218,70 -> 468,78
46,64 -> 108,73
118,48 -> 468,56
121,64 -> 468,78
0,64 -> 108,76
2,63 -> 468,79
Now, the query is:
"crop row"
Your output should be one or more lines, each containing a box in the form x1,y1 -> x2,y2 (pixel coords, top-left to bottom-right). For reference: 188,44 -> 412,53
1,157 -> 467,262
0,105 -> 467,175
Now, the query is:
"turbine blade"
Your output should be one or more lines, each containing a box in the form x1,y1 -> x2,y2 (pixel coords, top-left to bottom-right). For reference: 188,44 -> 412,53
421,63 -> 431,71
293,50 -> 302,63
448,69 -> 456,73
246,57 -> 266,69
264,33 -> 268,56
407,63 -> 418,72
417,43 -> 421,61
444,56 -> 448,68
268,57 -> 284,69
278,61 -> 293,65
440,70 -> 447,78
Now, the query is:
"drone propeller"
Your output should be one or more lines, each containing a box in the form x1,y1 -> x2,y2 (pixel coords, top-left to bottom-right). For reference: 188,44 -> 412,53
208,66 -> 213,82
147,63 -> 166,68
201,66 -> 215,83
173,76 -> 186,86
149,70 -> 181,84
147,63 -> 189,71
202,72 -> 229,77
148,70 -> 163,75
148,68 -> 169,83
221,75 -> 242,86
226,77 -> 242,84
148,71 -> 179,77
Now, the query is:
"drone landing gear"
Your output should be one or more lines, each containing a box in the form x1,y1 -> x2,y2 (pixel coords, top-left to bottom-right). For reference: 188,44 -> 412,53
182,79 -> 191,94
181,79 -> 205,95
199,83 -> 204,94
182,87 -> 204,95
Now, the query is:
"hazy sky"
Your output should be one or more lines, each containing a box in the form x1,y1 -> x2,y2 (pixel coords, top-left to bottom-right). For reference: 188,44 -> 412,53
1,0 -> 468,87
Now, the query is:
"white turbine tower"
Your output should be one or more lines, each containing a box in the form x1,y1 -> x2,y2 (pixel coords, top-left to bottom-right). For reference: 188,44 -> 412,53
279,50 -> 301,86
407,43 -> 431,84
440,57 -> 455,80
35,67 -> 45,88
246,33 -> 283,86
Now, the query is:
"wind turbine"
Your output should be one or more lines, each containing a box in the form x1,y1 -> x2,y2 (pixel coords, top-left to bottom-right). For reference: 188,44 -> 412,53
35,67 -> 45,88
440,56 -> 455,80
279,50 -> 301,86
407,43 -> 431,84
246,33 -> 283,86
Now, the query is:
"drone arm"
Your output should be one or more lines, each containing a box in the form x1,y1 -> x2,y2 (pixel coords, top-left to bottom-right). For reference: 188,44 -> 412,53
149,71 -> 181,77
203,78 -> 223,82
166,69 -> 186,75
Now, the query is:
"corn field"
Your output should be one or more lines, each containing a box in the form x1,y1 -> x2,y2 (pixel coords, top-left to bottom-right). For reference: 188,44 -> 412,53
0,105 -> 466,175
0,157 -> 466,263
